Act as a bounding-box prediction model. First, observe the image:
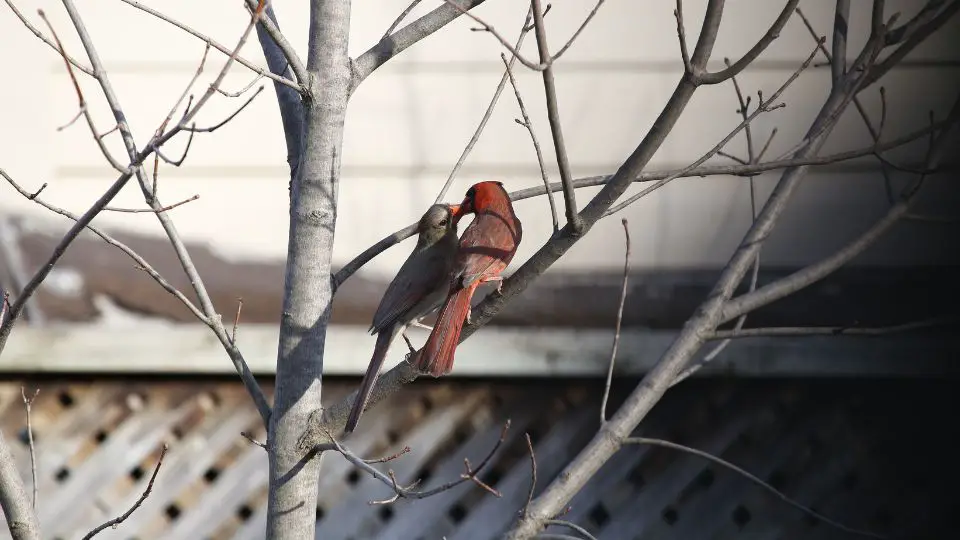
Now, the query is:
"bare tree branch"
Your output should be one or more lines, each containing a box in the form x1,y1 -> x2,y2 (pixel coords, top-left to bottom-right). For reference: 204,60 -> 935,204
331,117 -> 945,290
860,0 -> 960,89
697,0 -> 800,85
0,428 -> 39,540
600,219 -> 630,424
382,0 -> 426,39
530,0 -> 582,232
434,6 -> 537,204
81,444 -> 168,540
20,388 -> 38,512
831,0 -> 851,85
502,52 -> 560,233
2,0 -> 94,76
437,0 -> 608,73
0,219 -> 43,325
504,6 -> 895,537
117,0 -> 301,92
38,9 -> 130,174
2,169 -> 209,324
353,0 -> 488,85
707,315 -> 960,339
603,37 -> 821,217
324,420 -> 509,504
241,0 -> 308,87
720,94 -> 960,324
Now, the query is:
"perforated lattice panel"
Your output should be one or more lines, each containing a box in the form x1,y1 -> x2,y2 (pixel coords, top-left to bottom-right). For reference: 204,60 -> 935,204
0,378 -> 954,539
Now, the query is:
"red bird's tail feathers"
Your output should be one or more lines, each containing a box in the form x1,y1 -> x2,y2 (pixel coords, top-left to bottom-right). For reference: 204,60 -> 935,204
414,283 -> 477,377
345,328 -> 394,433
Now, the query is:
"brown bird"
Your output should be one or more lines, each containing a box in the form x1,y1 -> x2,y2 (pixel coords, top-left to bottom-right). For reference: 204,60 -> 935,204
344,203 -> 466,433
413,181 -> 523,377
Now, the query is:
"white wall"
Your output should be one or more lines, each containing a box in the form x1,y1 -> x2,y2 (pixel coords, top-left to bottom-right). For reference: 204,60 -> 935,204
2,0 -> 958,280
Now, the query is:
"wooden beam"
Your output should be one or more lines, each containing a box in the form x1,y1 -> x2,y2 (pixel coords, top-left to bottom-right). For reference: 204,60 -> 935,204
1,324 -> 957,377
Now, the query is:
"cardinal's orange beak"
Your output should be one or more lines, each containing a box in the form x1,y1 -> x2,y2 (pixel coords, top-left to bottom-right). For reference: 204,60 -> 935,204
449,199 -> 472,223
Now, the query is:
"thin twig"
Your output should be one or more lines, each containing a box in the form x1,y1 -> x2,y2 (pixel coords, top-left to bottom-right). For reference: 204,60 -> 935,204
330,116 -> 945,290
82,444 -> 168,539
382,0 -> 425,39
105,195 -> 199,214
707,315 -> 960,339
603,37 -> 824,217
117,0 -> 301,91
1,169 -> 209,323
434,6 -> 537,204
327,420 -> 510,504
531,0 -> 581,232
3,0 -> 94,75
544,519 -> 598,540
20,387 -> 39,511
501,52 -> 559,233
675,0 -> 692,72
37,9 -> 129,174
440,0 -> 607,72
623,437 -> 886,539
600,219 -> 630,423
522,432 -> 537,517
241,431 -> 267,450
232,297 -> 244,344
183,86 -> 265,133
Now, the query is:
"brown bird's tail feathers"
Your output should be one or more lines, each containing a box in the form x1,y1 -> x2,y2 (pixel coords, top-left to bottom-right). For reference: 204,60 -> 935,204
344,329 -> 394,433
413,283 -> 476,377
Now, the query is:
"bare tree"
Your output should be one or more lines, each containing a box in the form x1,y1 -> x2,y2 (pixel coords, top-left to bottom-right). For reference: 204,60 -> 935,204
0,1 -> 956,539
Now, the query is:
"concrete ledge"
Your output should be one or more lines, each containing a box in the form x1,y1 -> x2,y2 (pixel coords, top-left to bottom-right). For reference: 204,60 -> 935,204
1,324 -> 957,377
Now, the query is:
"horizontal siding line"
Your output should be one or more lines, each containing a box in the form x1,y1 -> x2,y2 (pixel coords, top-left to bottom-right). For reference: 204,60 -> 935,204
3,324 -> 957,377
47,58 -> 960,75
52,160 -> 904,180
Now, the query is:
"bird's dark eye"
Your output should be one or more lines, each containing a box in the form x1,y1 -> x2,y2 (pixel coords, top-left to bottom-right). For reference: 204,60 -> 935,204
465,187 -> 476,199
439,219 -> 448,226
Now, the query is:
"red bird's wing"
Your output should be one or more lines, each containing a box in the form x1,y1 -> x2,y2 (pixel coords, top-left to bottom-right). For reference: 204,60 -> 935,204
370,244 -> 452,334
455,206 -> 521,288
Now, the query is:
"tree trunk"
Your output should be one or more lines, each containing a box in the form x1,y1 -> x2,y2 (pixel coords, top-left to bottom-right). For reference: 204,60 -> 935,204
266,1 -> 352,538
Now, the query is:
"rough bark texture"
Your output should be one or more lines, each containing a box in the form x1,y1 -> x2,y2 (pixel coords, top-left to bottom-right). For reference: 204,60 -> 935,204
265,1 -> 352,537
0,430 -> 39,540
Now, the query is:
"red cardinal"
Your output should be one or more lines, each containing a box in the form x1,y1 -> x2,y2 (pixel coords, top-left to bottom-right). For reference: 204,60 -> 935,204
345,203 -> 466,433
413,181 -> 522,377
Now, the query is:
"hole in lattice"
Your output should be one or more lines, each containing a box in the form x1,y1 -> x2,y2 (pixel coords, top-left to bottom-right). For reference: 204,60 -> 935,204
481,467 -> 501,488
452,426 -> 471,447
165,503 -> 181,521
767,470 -> 787,490
58,391 -> 75,408
420,394 -> 434,413
628,466 -> 645,489
841,470 -> 859,490
55,467 -> 70,482
171,427 -> 184,440
94,430 -> 108,444
17,428 -> 33,446
316,505 -> 325,522
696,468 -> 715,488
205,391 -> 222,408
130,465 -> 145,481
237,504 -> 253,521
448,503 -> 467,524
387,430 -> 401,445
346,469 -> 361,485
588,503 -> 610,527
203,467 -> 220,483
732,505 -> 752,527
378,505 -> 394,522
661,506 -> 679,525
418,467 -> 433,486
